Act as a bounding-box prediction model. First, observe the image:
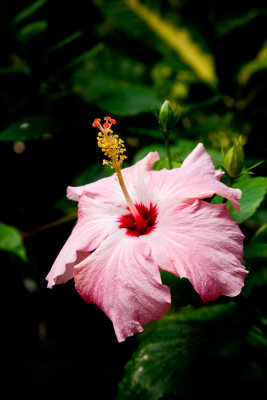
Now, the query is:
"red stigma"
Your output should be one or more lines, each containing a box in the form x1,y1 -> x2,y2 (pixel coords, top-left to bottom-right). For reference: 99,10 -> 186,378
92,116 -> 116,130
93,118 -> 100,127
119,203 -> 158,237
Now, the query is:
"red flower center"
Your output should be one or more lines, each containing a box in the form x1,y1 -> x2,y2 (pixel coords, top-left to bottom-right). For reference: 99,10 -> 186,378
118,203 -> 158,237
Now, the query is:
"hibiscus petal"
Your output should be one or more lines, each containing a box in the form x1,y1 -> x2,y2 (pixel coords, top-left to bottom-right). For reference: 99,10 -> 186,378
148,200 -> 247,301
67,152 -> 159,208
46,195 -> 124,288
149,143 -> 241,212
73,230 -> 171,342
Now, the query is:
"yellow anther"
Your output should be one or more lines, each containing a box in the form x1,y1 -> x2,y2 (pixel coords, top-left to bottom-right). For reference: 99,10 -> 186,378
93,116 -> 142,223
97,128 -> 127,168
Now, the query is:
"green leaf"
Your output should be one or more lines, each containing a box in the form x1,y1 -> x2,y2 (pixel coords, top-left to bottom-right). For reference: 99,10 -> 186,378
17,20 -> 48,41
244,243 -> 267,259
94,86 -> 161,116
245,266 -> 267,289
134,139 -> 222,170
13,0 -> 47,25
174,139 -> 222,166
47,31 -> 83,53
98,0 -> 217,86
0,222 -> 27,261
73,60 -> 160,115
116,321 -> 203,400
72,163 -> 106,186
160,272 -> 200,309
180,95 -> 223,117
227,175 -> 267,224
66,43 -> 105,69
216,9 -> 259,37
245,224 -> 267,259
128,128 -> 163,140
237,40 -> 267,85
248,209 -> 267,225
153,158 -> 181,170
116,303 -> 237,400
247,329 -> 267,352
134,139 -> 197,165
133,144 -> 166,163
53,197 -> 77,216
54,163 -> 107,215
251,224 -> 267,244
173,139 -> 197,159
0,115 -> 61,142
242,159 -> 265,175
0,55 -> 30,76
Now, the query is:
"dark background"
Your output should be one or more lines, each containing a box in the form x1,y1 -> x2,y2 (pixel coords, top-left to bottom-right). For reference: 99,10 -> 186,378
1,0 -> 267,398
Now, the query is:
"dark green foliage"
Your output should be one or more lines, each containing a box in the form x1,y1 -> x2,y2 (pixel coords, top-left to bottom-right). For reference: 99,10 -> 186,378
1,0 -> 267,398
116,303 -> 266,399
0,115 -> 61,141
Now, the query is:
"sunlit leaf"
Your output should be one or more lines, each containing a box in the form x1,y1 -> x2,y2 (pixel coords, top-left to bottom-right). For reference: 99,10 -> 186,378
227,175 -> 267,224
0,222 -> 27,261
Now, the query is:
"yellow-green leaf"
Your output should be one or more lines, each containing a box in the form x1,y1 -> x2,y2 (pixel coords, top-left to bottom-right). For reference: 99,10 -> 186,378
124,0 -> 217,87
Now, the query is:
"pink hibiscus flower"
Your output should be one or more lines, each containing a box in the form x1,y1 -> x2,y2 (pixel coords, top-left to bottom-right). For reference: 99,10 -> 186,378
46,117 -> 247,342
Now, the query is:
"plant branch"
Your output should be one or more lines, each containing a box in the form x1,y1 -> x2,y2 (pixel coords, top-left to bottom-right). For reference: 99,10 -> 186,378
22,213 -> 77,239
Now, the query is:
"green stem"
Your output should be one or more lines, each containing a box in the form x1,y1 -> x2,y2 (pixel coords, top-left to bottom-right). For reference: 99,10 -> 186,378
22,213 -> 77,239
227,176 -> 234,187
164,134 -> 173,169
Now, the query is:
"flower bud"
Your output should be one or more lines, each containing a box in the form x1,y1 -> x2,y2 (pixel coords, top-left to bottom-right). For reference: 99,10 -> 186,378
159,100 -> 179,135
223,137 -> 245,178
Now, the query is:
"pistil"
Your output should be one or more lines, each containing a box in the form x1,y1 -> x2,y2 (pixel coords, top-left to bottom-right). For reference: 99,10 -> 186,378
93,117 -> 145,226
